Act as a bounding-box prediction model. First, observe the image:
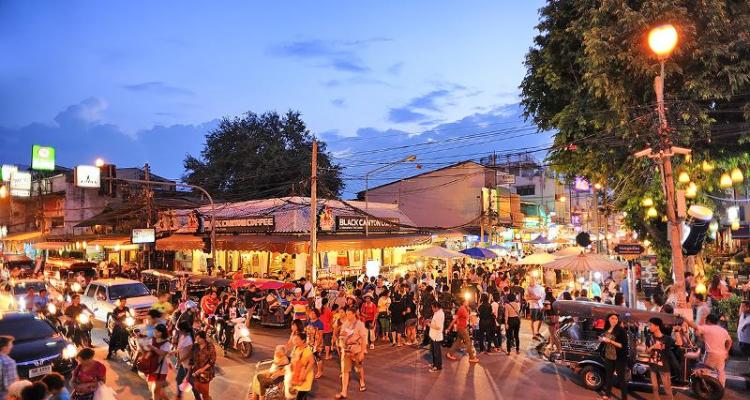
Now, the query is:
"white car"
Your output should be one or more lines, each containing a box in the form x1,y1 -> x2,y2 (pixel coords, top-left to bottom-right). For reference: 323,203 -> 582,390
80,279 -> 157,325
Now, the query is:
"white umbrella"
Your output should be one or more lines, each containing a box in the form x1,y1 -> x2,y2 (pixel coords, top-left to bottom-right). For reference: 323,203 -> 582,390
543,253 -> 626,272
513,253 -> 557,265
553,246 -> 585,257
407,246 -> 466,259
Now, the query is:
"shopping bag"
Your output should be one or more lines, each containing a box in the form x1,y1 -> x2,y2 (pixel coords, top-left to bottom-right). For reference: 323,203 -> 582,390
93,384 -> 117,400
179,380 -> 193,393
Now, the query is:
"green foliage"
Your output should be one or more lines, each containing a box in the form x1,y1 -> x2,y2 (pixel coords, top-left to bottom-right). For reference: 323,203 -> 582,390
715,294 -> 742,335
183,110 -> 343,201
521,0 -> 750,256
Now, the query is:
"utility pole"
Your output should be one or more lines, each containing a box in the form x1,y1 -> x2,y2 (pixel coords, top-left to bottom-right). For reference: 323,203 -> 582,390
144,163 -> 153,268
309,140 -> 318,282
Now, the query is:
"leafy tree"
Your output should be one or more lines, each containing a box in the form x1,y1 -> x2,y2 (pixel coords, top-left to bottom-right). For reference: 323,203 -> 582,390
183,111 -> 343,201
521,0 -> 750,255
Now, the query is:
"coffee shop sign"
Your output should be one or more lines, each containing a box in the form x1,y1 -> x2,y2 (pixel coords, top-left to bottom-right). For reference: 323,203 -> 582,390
335,216 -> 399,232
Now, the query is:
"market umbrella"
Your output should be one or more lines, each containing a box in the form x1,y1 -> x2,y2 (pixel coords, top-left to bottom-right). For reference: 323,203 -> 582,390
554,237 -> 572,244
542,253 -> 626,272
513,253 -> 557,265
553,246 -> 585,257
529,236 -> 552,245
459,247 -> 498,260
408,246 -> 466,259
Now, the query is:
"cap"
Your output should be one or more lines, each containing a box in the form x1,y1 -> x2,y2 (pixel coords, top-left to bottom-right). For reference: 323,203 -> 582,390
294,288 -> 302,293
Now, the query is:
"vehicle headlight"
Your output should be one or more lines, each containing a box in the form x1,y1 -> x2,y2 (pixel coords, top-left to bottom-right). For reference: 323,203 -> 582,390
77,314 -> 90,324
240,327 -> 250,337
463,291 -> 472,301
71,283 -> 82,292
125,316 -> 135,327
62,344 -> 77,359
47,304 -> 57,314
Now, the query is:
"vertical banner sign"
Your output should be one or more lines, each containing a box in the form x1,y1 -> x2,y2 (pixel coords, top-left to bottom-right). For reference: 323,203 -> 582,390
1,165 -> 18,182
31,145 -> 56,171
10,171 -> 32,197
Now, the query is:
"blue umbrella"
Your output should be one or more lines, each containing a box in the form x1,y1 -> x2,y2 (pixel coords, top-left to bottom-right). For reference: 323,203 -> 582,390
460,247 -> 498,260
529,236 -> 552,245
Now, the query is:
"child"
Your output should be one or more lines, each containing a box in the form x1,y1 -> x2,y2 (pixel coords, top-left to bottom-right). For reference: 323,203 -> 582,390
42,373 -> 71,400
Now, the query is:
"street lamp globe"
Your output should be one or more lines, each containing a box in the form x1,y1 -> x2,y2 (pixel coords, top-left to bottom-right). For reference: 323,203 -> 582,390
719,172 -> 733,189
95,158 -> 105,168
648,24 -> 678,57
677,171 -> 690,184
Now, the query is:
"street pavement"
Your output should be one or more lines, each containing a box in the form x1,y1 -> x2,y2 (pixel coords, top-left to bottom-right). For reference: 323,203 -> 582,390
89,320 -> 749,400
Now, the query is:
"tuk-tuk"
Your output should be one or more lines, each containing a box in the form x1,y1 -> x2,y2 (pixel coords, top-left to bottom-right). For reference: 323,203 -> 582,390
546,300 -> 723,400
1,255 -> 35,278
231,279 -> 294,327
185,276 -> 233,302
140,269 -> 191,293
43,258 -> 98,294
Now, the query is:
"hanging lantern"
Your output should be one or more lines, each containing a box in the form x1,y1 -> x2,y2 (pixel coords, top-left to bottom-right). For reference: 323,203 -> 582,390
695,282 -> 707,294
685,182 -> 697,199
678,171 -> 690,184
642,197 -> 654,207
646,207 -> 658,218
731,220 -> 740,231
82,241 -> 87,249
661,215 -> 668,222
731,167 -> 744,184
701,160 -> 714,172
719,173 -> 733,189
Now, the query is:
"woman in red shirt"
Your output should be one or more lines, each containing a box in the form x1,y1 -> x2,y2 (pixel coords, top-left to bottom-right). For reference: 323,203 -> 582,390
71,348 -> 106,400
359,294 -> 378,349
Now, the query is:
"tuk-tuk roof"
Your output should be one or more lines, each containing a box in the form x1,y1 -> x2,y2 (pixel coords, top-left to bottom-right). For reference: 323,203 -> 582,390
140,269 -> 191,279
231,278 -> 296,291
45,258 -> 97,269
552,300 -> 684,326
2,254 -> 33,263
188,275 -> 232,288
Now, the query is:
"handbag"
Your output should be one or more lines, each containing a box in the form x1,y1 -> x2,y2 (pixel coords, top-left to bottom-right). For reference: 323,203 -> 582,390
92,384 -> 117,400
137,339 -> 166,375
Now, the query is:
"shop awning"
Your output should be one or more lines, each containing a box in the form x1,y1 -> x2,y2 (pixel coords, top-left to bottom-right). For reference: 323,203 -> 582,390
317,234 -> 432,252
1,231 -> 42,242
89,236 -> 131,248
156,235 -> 204,251
33,242 -> 69,251
217,235 -> 308,254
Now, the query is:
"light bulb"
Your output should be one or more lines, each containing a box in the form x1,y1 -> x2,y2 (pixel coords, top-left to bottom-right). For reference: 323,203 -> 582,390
648,24 -> 678,57
678,171 -> 690,184
731,220 -> 740,231
701,160 -> 714,172
719,173 -> 733,189
646,207 -> 658,218
642,197 -> 654,207
731,167 -> 744,184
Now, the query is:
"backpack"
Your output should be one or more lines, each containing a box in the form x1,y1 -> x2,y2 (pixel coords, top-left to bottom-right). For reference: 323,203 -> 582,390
137,339 -> 166,375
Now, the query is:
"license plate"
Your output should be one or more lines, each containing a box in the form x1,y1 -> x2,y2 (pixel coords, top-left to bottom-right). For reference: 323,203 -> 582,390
28,364 -> 52,378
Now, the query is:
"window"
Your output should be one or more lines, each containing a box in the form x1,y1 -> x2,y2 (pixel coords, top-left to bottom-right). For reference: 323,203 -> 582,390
108,283 -> 150,300
85,284 -> 97,298
95,286 -> 107,301
515,185 -> 536,196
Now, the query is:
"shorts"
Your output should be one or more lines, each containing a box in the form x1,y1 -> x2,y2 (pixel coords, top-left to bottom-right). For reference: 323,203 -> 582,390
323,332 -> 333,347
341,354 -> 363,372
530,309 -> 543,321
147,373 -> 167,383
393,322 -> 405,334
312,351 -> 322,363
405,318 -> 418,328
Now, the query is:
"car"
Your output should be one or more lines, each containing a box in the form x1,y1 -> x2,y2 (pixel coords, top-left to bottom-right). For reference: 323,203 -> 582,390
1,279 -> 62,311
0,312 -> 77,379
1,254 -> 36,279
80,279 -> 157,325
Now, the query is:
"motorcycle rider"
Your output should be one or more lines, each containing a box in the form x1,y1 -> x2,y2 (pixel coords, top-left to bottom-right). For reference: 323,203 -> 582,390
106,298 -> 131,360
33,288 -> 50,313
22,287 -> 37,312
63,294 -> 93,343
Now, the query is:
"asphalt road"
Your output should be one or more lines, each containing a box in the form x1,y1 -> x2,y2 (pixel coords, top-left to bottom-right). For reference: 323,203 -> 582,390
89,320 -> 748,400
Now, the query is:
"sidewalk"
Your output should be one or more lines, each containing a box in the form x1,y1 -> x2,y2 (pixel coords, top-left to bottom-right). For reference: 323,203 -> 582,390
726,344 -> 749,390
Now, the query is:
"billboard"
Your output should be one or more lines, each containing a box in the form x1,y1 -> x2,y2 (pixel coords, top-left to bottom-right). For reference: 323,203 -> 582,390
1,165 -> 17,182
75,165 -> 101,188
31,145 -> 56,171
132,228 -> 156,244
9,171 -> 31,197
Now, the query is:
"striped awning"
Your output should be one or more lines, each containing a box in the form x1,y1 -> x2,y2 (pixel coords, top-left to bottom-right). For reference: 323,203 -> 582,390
156,235 -> 204,251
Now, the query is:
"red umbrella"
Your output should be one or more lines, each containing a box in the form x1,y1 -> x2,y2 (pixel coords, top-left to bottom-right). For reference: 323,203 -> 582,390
230,278 -> 295,291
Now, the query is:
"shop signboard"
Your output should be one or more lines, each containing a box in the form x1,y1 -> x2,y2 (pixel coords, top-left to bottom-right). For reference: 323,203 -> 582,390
31,145 -> 56,171
614,243 -> 645,255
132,228 -> 156,244
213,216 -> 275,232
496,172 -> 515,185
1,165 -> 17,182
75,165 -> 101,188
335,216 -> 399,232
10,171 -> 31,197
318,206 -> 334,232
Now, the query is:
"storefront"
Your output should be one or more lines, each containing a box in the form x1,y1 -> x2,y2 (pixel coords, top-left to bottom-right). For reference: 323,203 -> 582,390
1,231 -> 43,257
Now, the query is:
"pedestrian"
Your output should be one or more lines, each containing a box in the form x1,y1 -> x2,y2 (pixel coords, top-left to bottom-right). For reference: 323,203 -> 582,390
646,318 -> 676,400
70,348 -> 106,400
402,292 -> 418,346
445,298 -> 479,363
145,324 -> 171,400
599,313 -> 629,400
738,301 -> 750,362
6,381 -> 30,400
305,309 -> 324,379
286,288 -> 309,323
174,321 -> 195,400
682,313 -> 732,386
335,306 -> 367,399
191,331 -> 216,400
694,293 -> 710,325
319,298 -> 334,360
19,382 -> 47,400
289,331 -> 314,399
249,345 -> 288,400
419,286 -> 436,347
525,277 -> 545,340
0,336 -> 18,400
42,373 -> 70,400
389,292 -> 404,347
477,293 -> 498,353
504,293 -> 521,355
376,290 -> 391,342
359,294 -> 378,349
428,302 -> 444,372
490,292 -> 503,350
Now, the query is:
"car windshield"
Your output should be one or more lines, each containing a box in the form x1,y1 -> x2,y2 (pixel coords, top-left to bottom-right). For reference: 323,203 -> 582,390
108,283 -> 150,300
12,281 -> 46,295
0,318 -> 56,342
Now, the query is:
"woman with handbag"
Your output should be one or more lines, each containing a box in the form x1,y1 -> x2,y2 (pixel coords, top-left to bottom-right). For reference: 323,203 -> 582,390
192,330 -> 217,400
70,348 -> 106,400
143,324 -> 171,400
599,313 -> 628,400
503,293 -> 521,355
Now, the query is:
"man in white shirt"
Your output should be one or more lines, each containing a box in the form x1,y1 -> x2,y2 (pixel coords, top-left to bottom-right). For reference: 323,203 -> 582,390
428,302 -> 444,372
525,277 -> 545,339
738,301 -> 750,363
683,313 -> 732,386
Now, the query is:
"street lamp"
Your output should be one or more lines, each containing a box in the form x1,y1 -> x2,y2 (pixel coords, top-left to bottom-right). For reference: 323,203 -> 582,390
648,24 -> 678,57
95,158 -> 105,168
0,186 -> 6,199
364,155 -> 417,236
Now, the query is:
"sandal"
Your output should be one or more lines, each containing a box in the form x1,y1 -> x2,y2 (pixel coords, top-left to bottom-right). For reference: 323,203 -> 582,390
334,394 -> 348,399
359,385 -> 367,392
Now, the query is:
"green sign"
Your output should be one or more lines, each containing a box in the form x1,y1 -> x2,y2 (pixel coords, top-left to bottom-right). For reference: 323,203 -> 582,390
31,145 -> 56,171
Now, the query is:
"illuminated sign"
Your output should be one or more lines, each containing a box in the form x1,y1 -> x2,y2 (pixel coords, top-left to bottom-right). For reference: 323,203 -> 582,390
1,165 -> 18,182
335,216 -> 399,232
75,165 -> 101,188
132,228 -> 156,244
31,145 -> 56,171
9,171 -> 31,197
213,216 -> 275,232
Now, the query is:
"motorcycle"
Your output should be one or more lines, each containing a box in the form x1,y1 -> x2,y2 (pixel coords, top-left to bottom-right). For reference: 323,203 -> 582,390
68,311 -> 94,348
216,316 -> 253,358
41,303 -> 64,332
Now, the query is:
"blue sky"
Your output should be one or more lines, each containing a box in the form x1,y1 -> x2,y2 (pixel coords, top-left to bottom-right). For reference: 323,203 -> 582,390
0,1 -> 551,197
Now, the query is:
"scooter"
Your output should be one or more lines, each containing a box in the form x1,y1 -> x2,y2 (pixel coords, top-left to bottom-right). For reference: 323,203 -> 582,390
216,316 -> 253,358
68,311 -> 94,348
629,347 -> 724,400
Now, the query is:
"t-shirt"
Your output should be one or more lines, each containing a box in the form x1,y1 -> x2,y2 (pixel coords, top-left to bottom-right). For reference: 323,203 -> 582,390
177,334 -> 194,368
698,324 -> 731,356
648,335 -> 676,373
291,298 -> 308,321
402,298 -> 417,320
319,307 -> 333,333
305,320 -> 324,350
151,339 -> 172,375
454,305 -> 469,330
389,299 -> 404,324
429,309 -> 445,342
290,346 -> 314,392
526,284 -> 545,309
377,297 -> 391,313
360,302 -> 377,322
